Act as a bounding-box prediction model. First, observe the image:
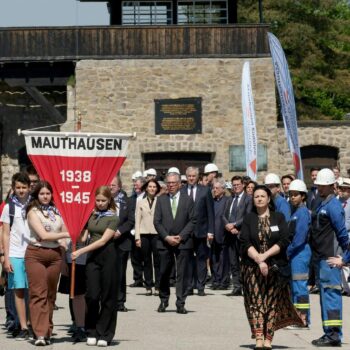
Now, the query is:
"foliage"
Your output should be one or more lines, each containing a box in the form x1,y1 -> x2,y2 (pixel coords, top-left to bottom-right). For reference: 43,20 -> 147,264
238,0 -> 350,120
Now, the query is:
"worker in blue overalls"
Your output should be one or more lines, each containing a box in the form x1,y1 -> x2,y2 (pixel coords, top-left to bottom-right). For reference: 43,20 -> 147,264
310,168 -> 349,347
286,179 -> 311,329
264,173 -> 291,221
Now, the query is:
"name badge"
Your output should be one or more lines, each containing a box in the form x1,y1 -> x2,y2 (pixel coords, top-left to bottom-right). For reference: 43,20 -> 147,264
270,225 -> 279,232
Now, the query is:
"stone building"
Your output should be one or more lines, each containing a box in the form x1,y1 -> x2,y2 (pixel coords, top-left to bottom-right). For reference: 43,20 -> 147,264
0,1 -> 349,196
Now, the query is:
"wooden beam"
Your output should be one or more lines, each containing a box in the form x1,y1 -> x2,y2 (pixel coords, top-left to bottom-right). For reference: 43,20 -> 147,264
23,86 -> 66,124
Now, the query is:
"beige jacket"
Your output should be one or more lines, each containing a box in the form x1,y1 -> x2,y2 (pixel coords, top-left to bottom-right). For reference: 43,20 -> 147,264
135,196 -> 158,240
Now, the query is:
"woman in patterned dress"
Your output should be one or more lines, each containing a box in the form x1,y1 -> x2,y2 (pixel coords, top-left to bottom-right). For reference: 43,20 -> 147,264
240,185 -> 303,350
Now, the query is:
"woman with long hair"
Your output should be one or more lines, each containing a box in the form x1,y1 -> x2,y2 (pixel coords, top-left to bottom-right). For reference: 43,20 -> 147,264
72,186 -> 119,347
25,181 -> 70,346
135,179 -> 161,295
240,185 -> 303,350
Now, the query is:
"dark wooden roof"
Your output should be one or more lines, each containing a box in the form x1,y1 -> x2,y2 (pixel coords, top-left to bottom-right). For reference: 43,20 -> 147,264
0,25 -> 270,62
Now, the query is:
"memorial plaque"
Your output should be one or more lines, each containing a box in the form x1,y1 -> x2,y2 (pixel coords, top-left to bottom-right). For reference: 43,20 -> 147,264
155,97 -> 202,134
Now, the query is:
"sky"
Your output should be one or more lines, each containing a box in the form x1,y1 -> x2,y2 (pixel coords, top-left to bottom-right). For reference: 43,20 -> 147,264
0,0 -> 109,27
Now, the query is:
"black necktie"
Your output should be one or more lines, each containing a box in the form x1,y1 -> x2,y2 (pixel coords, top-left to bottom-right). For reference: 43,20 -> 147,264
230,195 -> 239,222
189,185 -> 194,201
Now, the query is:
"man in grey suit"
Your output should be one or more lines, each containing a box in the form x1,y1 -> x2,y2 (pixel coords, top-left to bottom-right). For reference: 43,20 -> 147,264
154,172 -> 196,314
181,166 -> 214,296
223,175 -> 252,296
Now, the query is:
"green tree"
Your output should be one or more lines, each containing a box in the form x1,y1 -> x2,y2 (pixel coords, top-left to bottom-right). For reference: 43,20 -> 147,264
239,0 -> 350,120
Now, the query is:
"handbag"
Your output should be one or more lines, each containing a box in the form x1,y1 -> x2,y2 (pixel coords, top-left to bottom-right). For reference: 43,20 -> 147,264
270,263 -> 291,285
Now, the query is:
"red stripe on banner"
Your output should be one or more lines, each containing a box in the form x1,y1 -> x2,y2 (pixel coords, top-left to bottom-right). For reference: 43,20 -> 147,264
28,155 -> 126,243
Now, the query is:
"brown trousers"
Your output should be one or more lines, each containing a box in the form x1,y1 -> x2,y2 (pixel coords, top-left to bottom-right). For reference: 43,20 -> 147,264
25,245 -> 62,337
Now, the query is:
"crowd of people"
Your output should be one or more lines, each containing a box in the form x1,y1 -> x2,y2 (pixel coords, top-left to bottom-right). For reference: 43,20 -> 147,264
0,162 -> 349,349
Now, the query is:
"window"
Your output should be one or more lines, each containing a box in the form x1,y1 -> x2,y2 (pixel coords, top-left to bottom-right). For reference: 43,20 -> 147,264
122,1 -> 172,25
177,0 -> 228,24
229,145 -> 267,172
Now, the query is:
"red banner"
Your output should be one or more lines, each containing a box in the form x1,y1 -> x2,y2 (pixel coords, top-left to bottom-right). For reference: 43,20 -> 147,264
23,131 -> 131,243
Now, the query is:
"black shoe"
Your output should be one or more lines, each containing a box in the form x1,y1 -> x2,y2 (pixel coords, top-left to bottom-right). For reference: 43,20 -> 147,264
15,328 -> 30,341
129,281 -> 143,288
73,327 -> 87,342
176,306 -> 188,314
211,284 -> 219,290
311,335 -> 341,347
186,289 -> 194,296
11,327 -> 21,338
227,287 -> 242,296
146,288 -> 152,296
198,290 -> 206,296
67,323 -> 77,334
309,285 -> 320,294
157,301 -> 168,313
117,305 -> 128,312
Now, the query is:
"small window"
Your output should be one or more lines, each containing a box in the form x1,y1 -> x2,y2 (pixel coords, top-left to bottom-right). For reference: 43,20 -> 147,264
122,1 -> 173,25
177,0 -> 228,24
229,145 -> 267,172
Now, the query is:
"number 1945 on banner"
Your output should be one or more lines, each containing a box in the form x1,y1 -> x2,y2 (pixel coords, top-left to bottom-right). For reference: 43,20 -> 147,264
59,170 -> 91,204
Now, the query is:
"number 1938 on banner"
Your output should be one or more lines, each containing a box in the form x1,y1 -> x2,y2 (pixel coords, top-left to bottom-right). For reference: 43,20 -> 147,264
59,170 -> 91,204
22,131 -> 131,243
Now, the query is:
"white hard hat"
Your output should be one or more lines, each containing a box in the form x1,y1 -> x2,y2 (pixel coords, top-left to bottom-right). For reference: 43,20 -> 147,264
143,170 -> 148,178
289,179 -> 307,193
314,168 -> 336,185
132,170 -> 143,180
147,168 -> 157,176
264,173 -> 281,185
225,181 -> 232,189
168,167 -> 180,175
204,163 -> 219,174
181,175 -> 187,182
339,177 -> 350,188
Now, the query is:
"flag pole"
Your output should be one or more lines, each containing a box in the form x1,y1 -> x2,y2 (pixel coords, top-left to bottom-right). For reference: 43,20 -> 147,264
70,113 -> 81,299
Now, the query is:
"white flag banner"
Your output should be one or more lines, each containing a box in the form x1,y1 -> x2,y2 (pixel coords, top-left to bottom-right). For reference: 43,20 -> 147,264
241,61 -> 258,180
268,32 -> 304,180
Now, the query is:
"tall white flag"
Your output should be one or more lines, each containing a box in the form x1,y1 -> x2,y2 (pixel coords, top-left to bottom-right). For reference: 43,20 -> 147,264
268,32 -> 304,180
241,61 -> 258,180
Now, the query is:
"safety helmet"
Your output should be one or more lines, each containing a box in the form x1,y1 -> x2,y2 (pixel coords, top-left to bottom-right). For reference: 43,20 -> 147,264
314,168 -> 336,185
147,168 -> 157,176
289,179 -> 307,193
132,170 -> 143,180
339,177 -> 350,188
264,173 -> 281,185
168,167 -> 180,175
204,163 -> 219,174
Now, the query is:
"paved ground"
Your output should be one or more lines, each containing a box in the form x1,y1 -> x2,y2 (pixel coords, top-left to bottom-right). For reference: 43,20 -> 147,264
1,268 -> 350,349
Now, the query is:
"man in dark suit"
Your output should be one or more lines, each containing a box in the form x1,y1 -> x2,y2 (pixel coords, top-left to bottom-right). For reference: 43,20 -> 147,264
110,175 -> 136,312
223,175 -> 252,296
211,178 -> 230,289
154,172 -> 196,314
181,166 -> 214,296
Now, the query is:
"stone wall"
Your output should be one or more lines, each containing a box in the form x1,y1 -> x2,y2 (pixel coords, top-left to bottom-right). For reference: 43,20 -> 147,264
277,121 -> 350,177
70,58 -> 279,190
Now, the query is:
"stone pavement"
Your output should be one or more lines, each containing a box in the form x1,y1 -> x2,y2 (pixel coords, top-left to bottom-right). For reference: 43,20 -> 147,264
1,271 -> 350,350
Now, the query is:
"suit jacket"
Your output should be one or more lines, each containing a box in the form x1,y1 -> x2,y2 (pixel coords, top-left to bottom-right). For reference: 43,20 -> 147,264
135,196 -> 158,240
213,195 -> 229,245
114,196 -> 135,252
181,184 -> 214,239
307,188 -> 322,211
222,192 -> 253,231
239,211 -> 290,267
154,192 -> 196,250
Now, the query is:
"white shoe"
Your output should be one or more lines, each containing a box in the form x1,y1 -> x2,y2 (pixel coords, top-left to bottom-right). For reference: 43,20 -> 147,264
34,337 -> 46,346
97,340 -> 108,347
86,337 -> 97,346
